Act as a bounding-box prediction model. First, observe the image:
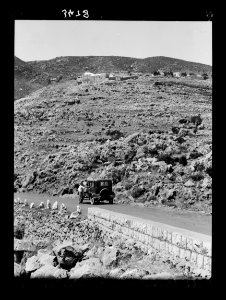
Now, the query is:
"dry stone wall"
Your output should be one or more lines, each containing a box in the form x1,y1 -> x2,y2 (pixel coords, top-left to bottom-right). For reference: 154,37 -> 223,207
88,208 -> 211,276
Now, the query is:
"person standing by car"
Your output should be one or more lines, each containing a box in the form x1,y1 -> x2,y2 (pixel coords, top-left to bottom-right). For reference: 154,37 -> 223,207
78,181 -> 85,198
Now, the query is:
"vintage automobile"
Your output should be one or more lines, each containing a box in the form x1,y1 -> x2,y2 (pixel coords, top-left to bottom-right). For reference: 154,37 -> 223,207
78,179 -> 115,205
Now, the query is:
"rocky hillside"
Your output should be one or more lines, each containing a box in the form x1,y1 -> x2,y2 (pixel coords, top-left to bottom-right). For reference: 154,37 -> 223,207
14,56 -> 48,100
15,55 -> 212,100
14,74 -> 212,213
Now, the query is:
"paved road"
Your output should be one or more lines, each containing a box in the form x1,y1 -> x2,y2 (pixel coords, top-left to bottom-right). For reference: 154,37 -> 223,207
14,192 -> 211,236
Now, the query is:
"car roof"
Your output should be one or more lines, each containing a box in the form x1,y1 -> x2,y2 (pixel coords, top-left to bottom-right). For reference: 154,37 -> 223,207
87,179 -> 112,182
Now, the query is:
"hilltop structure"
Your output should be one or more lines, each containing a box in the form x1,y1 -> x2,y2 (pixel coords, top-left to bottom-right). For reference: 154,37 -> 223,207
82,72 -> 106,84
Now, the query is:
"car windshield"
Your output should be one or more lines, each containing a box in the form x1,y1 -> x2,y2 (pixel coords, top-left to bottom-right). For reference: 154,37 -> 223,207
100,181 -> 110,187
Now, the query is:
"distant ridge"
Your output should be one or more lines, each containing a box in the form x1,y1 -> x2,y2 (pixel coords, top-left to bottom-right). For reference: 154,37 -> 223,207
26,55 -> 212,76
14,55 -> 212,100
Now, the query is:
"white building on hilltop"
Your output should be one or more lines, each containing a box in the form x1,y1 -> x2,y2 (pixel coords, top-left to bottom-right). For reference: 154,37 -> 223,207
173,72 -> 181,77
82,72 -> 106,83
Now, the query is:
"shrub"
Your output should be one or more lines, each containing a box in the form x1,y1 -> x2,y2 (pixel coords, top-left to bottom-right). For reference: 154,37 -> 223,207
153,70 -> 161,76
206,166 -> 212,177
178,118 -> 189,124
124,149 -> 137,163
148,148 -> 158,157
178,155 -> 187,166
175,136 -> 186,144
202,73 -> 209,80
111,167 -> 126,184
154,81 -> 163,86
124,181 -> 134,190
190,115 -> 202,126
190,172 -> 204,181
14,223 -> 25,239
146,194 -> 157,202
189,150 -> 203,159
157,153 -> 175,165
106,129 -> 124,140
181,72 -> 187,77
172,127 -> 180,134
131,185 -> 146,198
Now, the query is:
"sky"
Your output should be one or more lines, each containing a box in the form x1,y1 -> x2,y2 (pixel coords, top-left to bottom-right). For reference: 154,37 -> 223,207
15,21 -> 212,66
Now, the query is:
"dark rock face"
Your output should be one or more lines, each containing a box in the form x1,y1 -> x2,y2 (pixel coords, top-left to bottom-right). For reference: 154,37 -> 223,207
53,245 -> 84,270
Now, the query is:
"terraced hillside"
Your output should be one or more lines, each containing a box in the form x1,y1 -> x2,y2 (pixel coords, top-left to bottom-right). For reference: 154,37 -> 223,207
14,74 -> 212,213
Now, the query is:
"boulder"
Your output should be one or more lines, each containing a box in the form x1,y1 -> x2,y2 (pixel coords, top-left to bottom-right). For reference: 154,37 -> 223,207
60,203 -> 66,210
53,245 -> 84,270
124,132 -> 140,144
178,128 -> 190,137
70,211 -> 79,219
46,199 -> 51,209
25,255 -> 42,272
53,268 -> 68,279
201,177 -> 212,189
143,272 -> 174,279
38,253 -> 57,266
184,180 -> 195,187
69,257 -> 103,279
52,201 -> 58,210
23,199 -> 28,207
198,123 -> 205,130
120,269 -> 147,279
30,265 -> 57,279
166,189 -> 177,200
14,238 -> 36,251
108,267 -> 125,278
14,262 -> 22,277
30,202 -> 34,209
38,202 -> 44,208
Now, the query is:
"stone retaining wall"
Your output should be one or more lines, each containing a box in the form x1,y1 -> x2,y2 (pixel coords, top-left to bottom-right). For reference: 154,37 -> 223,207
88,207 -> 211,275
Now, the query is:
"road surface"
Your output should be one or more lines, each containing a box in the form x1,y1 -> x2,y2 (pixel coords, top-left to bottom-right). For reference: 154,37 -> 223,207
14,192 -> 211,236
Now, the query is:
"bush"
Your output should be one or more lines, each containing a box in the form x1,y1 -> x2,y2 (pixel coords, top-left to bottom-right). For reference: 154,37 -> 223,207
175,136 -> 186,144
181,72 -> 187,77
146,194 -> 157,202
148,148 -> 158,157
14,223 -> 25,239
178,118 -> 189,124
190,172 -> 204,181
124,181 -> 134,190
172,127 -> 180,134
124,149 -> 137,163
178,155 -> 187,166
154,81 -> 163,86
106,129 -> 124,140
189,150 -> 203,159
111,167 -> 126,184
206,166 -> 212,177
202,73 -> 209,80
164,71 -> 173,77
153,70 -> 161,76
190,115 -> 202,126
131,185 -> 146,198
157,153 -> 175,165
